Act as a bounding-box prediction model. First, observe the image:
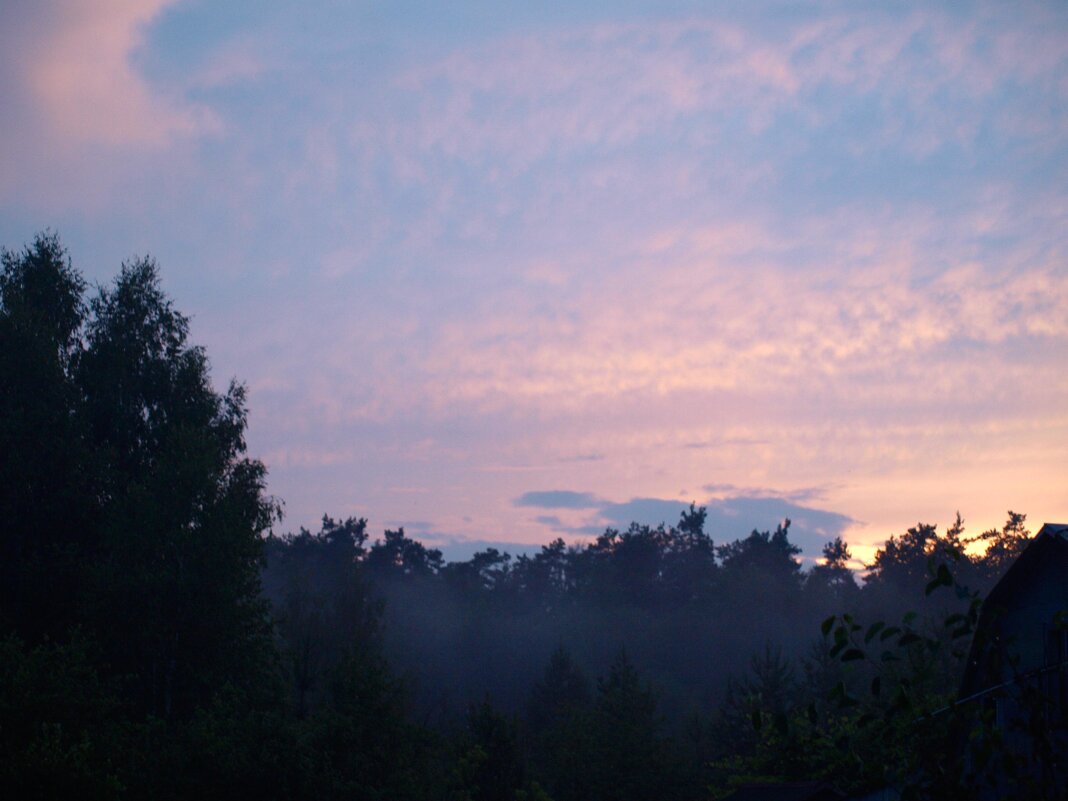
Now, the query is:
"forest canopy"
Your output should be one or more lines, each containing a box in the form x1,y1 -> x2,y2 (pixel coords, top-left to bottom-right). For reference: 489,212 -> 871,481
0,234 -> 1053,800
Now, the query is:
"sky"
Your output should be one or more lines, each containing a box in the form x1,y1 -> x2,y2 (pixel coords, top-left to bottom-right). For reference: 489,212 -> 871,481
2,1 -> 1067,566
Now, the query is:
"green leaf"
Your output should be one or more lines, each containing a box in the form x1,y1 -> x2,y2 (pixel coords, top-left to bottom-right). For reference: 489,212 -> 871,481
864,622 -> 885,644
842,648 -> 864,662
821,616 -> 835,637
925,564 -> 952,596
898,632 -> 921,647
870,676 -> 881,697
880,626 -> 901,641
828,681 -> 859,708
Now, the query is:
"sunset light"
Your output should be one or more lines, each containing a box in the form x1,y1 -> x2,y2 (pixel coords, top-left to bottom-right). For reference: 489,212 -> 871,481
3,0 -> 1066,563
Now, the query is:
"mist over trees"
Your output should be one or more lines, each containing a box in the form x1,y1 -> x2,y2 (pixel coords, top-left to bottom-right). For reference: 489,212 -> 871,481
0,235 -> 1054,799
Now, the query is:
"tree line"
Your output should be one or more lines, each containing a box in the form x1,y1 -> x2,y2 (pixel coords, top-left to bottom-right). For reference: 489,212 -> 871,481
0,234 -> 1046,799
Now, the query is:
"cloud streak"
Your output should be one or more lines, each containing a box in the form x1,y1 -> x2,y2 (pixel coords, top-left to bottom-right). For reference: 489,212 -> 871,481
5,0 -> 207,146
514,490 -> 601,510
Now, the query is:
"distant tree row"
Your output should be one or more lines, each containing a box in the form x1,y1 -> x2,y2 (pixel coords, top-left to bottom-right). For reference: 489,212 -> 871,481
0,234 -> 1043,799
262,507 -> 1038,800
266,504 -> 1026,721
273,505 -> 1027,617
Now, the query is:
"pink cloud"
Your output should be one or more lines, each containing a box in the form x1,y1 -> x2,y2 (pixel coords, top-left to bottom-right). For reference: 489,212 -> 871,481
0,0 -> 223,211
404,211 -> 1066,416
7,0 -> 211,147
381,19 -> 802,176
5,2 -> 1061,547
354,9 -> 1067,182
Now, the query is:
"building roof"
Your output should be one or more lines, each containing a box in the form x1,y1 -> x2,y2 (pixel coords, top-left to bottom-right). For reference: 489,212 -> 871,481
959,522 -> 1068,698
1037,522 -> 1068,540
984,523 -> 1068,610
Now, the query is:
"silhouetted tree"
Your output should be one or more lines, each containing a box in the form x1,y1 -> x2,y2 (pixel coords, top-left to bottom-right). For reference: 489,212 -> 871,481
450,700 -> 526,801
0,233 -> 287,798
0,233 -> 92,640
662,504 -> 718,604
806,536 -> 859,603
864,522 -> 941,591
366,528 -> 444,579
587,650 -> 669,801
442,549 -> 513,597
524,647 -> 594,801
972,511 -> 1030,583
511,538 -> 572,603
78,255 -> 279,719
263,516 -> 380,716
717,520 -> 802,582
299,643 -> 425,801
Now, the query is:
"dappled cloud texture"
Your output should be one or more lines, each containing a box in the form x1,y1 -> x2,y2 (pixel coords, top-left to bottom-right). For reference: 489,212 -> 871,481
1,1 -> 1065,555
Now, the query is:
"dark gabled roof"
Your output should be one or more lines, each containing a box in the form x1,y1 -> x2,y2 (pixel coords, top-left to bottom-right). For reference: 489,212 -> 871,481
984,523 -> 1068,611
959,522 -> 1068,698
1038,522 -> 1068,540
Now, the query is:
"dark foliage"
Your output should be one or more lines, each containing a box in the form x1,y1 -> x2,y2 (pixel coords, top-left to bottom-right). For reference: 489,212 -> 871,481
3,232 -> 1055,800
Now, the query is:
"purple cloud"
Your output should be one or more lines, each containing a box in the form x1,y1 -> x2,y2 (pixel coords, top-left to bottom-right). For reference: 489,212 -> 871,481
514,491 -> 602,509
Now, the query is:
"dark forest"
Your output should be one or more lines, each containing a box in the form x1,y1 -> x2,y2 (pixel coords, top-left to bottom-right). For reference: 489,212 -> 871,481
1,235 -> 1062,799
